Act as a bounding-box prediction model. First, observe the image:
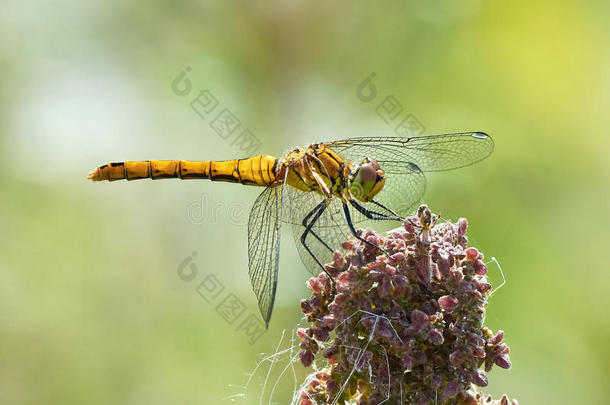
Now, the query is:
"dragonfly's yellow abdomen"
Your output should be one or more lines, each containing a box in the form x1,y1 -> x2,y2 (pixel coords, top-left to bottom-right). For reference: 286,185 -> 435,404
88,155 -> 278,186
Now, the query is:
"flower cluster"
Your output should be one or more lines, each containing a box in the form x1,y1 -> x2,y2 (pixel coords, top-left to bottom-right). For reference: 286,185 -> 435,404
297,205 -> 516,405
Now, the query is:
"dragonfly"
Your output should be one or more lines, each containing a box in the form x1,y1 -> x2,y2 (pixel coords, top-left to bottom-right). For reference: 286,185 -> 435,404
88,132 -> 493,326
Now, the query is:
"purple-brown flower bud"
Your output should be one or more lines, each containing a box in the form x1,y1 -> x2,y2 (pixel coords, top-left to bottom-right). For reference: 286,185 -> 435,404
439,295 -> 459,312
443,380 -> 460,399
306,277 -> 322,294
466,247 -> 479,261
495,354 -> 512,369
473,370 -> 489,387
300,350 -> 314,367
428,328 -> 444,345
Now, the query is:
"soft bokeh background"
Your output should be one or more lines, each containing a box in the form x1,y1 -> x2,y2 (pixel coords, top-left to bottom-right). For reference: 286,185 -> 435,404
2,0 -> 609,404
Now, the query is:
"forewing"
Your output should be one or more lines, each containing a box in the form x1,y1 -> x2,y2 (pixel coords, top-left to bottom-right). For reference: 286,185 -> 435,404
327,132 -> 494,172
247,183 -> 284,326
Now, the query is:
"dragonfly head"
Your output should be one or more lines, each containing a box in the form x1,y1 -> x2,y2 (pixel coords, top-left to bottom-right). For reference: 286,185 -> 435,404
349,158 -> 386,202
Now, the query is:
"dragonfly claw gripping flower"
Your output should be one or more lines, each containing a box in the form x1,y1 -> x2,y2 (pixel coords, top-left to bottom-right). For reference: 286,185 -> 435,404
298,205 -> 516,405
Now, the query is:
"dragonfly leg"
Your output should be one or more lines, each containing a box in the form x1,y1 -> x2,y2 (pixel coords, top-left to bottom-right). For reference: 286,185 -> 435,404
342,203 -> 391,257
370,200 -> 422,228
301,202 -> 334,254
300,200 -> 337,289
350,199 -> 420,230
370,199 -> 405,220
348,199 -> 401,222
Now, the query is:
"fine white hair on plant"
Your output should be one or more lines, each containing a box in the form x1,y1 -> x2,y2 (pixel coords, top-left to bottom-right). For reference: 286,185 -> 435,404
267,331 -> 301,404
326,310 -> 399,405
357,311 -> 403,344
481,257 -> 507,324
231,329 -> 302,405
235,311 -> 396,405
294,309 -> 395,405
488,256 -> 506,298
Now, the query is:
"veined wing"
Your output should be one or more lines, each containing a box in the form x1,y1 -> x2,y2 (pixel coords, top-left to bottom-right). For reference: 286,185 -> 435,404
247,180 -> 285,327
326,132 -> 493,172
325,132 -> 493,218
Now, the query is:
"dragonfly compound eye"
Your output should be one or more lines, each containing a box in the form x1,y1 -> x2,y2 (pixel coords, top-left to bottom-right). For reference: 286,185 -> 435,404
349,158 -> 386,202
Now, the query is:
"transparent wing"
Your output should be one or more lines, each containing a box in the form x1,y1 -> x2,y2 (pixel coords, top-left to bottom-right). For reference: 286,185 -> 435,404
284,187 -> 353,275
325,132 -> 492,217
326,132 -> 494,172
247,182 -> 284,327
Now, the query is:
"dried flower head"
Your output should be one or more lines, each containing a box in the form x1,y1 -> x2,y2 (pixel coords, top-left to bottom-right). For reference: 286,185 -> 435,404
297,205 -> 516,405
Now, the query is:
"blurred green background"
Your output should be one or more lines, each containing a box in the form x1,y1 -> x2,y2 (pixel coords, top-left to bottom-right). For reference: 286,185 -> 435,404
2,0 -> 609,404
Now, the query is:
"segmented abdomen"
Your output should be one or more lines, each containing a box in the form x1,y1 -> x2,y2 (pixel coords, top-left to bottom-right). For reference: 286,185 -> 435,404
87,155 -> 278,186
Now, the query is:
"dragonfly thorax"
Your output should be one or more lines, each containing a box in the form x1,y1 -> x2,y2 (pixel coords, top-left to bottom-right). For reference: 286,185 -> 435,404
280,144 -> 386,204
